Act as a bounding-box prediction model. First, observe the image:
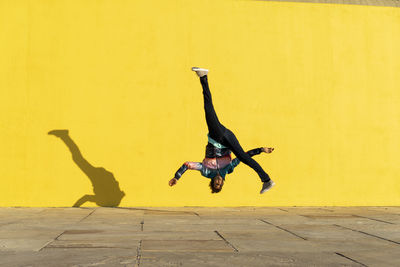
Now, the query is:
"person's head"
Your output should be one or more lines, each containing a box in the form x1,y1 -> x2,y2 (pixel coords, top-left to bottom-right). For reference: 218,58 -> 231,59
209,174 -> 224,193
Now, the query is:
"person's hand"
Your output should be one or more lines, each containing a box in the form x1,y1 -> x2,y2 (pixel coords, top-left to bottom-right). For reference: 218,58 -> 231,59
169,178 -> 178,186
262,147 -> 274,153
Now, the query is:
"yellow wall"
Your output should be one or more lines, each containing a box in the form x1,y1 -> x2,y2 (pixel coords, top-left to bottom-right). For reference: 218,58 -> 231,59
1,0 -> 399,207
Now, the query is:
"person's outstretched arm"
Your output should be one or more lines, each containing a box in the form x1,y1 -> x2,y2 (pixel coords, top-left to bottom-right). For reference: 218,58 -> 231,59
247,147 -> 274,157
169,162 -> 203,186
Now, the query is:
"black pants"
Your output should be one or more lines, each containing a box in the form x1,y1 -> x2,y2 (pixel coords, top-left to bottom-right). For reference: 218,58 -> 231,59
200,76 -> 271,182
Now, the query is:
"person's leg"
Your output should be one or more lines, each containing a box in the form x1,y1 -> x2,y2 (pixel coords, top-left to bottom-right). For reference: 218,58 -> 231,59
199,75 -> 226,141
222,129 -> 271,182
48,130 -> 93,175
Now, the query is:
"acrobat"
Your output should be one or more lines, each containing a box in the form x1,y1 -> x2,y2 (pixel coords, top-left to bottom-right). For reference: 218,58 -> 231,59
169,68 -> 275,194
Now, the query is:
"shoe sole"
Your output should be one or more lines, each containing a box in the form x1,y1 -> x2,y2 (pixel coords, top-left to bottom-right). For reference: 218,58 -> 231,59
191,67 -> 209,72
260,181 -> 275,194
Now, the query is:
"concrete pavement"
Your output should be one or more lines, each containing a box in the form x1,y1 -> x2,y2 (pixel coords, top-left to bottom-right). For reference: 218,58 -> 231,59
0,207 -> 399,266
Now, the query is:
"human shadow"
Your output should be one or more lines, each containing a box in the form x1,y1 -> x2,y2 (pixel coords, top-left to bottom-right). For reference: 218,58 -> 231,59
48,129 -> 125,207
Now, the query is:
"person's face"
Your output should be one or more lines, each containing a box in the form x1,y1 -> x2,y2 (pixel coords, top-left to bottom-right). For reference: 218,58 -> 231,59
213,176 -> 224,190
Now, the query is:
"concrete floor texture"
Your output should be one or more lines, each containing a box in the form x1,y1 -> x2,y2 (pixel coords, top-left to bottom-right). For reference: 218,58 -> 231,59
0,207 -> 399,267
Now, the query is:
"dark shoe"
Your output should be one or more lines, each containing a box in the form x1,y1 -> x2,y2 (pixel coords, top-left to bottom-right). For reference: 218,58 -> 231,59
260,180 -> 275,194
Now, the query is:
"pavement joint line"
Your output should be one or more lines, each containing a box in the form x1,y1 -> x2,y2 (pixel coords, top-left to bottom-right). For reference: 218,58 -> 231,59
259,219 -> 307,240
38,230 -> 66,252
214,230 -> 239,252
278,208 -> 289,212
334,224 -> 400,245
135,240 -> 142,267
140,249 -> 233,252
39,208 -> 98,251
183,208 -> 200,217
335,252 -> 368,267
78,208 -> 98,223
353,215 -> 395,225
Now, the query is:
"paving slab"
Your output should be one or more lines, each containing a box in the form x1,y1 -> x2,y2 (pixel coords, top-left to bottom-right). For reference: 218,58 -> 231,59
0,248 -> 137,267
259,214 -> 314,225
45,239 -> 140,249
226,239 -> 312,252
142,215 -> 201,223
321,206 -> 400,216
193,207 -> 289,217
0,238 -> 54,252
261,213 -> 387,226
0,229 -> 62,239
0,207 -> 398,266
309,239 -> 399,255
335,223 -> 400,244
143,223 -> 271,232
58,229 -> 220,241
344,213 -> 400,225
336,248 -> 400,267
218,229 -> 302,241
272,224 -> 365,240
141,240 -> 233,252
139,251 -> 359,267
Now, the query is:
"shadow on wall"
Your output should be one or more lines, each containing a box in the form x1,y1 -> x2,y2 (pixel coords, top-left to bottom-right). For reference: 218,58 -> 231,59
48,129 -> 125,207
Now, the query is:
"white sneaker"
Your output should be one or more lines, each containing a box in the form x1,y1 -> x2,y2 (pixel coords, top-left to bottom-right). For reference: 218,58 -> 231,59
260,180 -> 275,194
192,67 -> 209,77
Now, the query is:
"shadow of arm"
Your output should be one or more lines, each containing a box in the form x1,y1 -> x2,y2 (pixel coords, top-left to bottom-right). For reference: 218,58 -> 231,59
73,194 -> 96,207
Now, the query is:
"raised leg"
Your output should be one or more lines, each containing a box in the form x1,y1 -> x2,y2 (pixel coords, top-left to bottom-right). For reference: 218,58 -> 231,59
222,129 -> 271,182
200,76 -> 226,141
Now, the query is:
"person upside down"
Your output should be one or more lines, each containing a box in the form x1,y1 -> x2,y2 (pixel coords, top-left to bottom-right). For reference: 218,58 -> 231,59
169,67 -> 275,194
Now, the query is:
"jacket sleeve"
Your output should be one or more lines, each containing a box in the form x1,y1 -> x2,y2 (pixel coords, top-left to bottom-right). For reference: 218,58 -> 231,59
226,158 -> 240,174
174,162 -> 202,180
246,148 -> 263,157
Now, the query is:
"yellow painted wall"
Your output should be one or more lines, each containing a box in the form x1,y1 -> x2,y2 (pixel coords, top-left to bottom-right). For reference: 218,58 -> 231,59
1,0 -> 399,207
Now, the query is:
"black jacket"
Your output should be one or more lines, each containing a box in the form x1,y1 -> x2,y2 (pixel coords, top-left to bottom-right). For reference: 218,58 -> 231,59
205,142 -> 231,158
